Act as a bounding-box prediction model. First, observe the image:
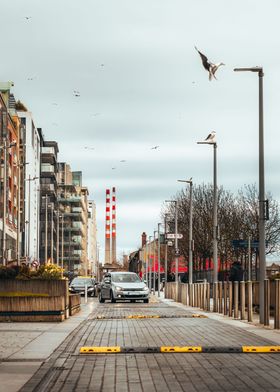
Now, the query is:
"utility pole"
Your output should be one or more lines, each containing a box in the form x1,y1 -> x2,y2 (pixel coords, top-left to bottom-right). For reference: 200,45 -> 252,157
45,195 -> 48,264
153,230 -> 157,293
164,215 -> 168,286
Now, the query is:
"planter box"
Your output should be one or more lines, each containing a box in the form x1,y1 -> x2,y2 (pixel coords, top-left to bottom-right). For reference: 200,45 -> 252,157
0,296 -> 66,322
69,294 -> 81,316
0,279 -> 70,321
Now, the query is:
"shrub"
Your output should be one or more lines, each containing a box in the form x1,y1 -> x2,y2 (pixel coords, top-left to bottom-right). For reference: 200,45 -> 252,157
0,264 -> 64,280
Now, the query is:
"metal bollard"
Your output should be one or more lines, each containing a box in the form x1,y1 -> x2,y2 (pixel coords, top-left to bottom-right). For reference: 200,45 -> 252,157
223,281 -> 228,315
264,279 -> 270,326
218,281 -> 223,313
274,280 -> 280,329
247,281 -> 253,322
234,281 -> 239,319
240,281 -> 246,320
228,281 -> 233,317
213,282 -> 218,312
85,284 -> 88,304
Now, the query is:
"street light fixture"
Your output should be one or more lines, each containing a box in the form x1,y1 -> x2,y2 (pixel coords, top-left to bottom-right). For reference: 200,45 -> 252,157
197,134 -> 218,283
165,200 -> 179,283
178,178 -> 193,284
234,66 -> 266,324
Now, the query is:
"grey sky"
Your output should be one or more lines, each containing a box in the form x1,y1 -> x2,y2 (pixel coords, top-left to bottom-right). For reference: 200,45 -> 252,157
2,0 -> 280,259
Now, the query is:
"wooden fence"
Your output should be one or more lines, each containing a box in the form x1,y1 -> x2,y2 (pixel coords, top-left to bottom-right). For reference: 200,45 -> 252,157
165,279 -> 280,329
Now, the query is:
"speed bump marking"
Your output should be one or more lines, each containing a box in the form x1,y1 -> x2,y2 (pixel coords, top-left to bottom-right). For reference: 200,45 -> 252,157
161,346 -> 202,353
80,346 -> 121,354
127,315 -> 160,319
242,346 -> 280,353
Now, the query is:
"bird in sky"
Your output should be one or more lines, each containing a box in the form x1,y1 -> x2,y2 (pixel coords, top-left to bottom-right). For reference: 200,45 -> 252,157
52,102 -> 58,106
112,167 -> 116,170
24,16 -> 31,20
73,90 -> 80,97
205,131 -> 216,143
151,145 -> 159,150
84,146 -> 95,150
92,113 -> 100,117
120,160 -> 126,163
195,47 -> 225,81
27,77 -> 34,81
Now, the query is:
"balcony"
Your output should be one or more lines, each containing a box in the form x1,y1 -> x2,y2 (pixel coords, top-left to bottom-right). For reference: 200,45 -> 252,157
42,147 -> 55,155
41,164 -> 54,173
41,183 -> 55,194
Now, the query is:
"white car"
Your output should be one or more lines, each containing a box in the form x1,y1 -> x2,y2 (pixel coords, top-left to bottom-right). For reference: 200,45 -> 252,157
99,272 -> 150,303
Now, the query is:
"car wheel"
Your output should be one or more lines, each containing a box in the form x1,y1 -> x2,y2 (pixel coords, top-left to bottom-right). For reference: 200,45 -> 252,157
110,291 -> 116,303
99,292 -> 105,303
144,299 -> 149,304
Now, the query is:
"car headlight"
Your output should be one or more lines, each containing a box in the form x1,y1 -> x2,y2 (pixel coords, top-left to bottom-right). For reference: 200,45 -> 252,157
143,286 -> 149,292
115,286 -> 123,291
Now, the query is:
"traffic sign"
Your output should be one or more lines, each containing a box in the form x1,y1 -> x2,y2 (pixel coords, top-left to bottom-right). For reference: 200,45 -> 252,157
175,248 -> 180,256
167,241 -> 173,246
232,239 -> 268,249
166,233 -> 183,239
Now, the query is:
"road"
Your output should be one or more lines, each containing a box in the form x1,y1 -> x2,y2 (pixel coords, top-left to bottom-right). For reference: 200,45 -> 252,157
18,296 -> 280,392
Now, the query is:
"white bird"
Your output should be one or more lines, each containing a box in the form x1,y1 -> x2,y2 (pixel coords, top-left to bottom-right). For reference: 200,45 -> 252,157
120,160 -> 126,163
195,47 -> 225,81
25,16 -> 31,20
84,146 -> 95,150
151,145 -> 159,150
205,131 -> 216,143
73,90 -> 80,97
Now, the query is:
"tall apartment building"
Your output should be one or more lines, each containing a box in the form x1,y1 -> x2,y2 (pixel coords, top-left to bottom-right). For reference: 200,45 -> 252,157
17,111 -> 40,263
39,134 -> 59,264
87,200 -> 97,276
57,163 -> 88,274
0,82 -> 20,265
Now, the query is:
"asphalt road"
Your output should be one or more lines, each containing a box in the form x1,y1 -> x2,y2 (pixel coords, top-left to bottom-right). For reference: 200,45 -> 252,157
20,297 -> 280,392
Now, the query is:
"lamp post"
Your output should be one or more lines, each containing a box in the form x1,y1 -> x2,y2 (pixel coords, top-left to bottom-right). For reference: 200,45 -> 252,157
25,175 -> 39,263
197,134 -> 218,283
178,178 -> 193,284
164,214 -> 169,287
157,223 -> 161,297
1,140 -> 17,265
165,200 -> 179,283
234,66 -> 266,323
153,230 -> 157,293
149,235 -> 152,290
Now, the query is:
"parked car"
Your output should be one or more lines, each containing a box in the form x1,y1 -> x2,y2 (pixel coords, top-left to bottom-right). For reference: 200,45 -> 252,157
69,277 -> 97,297
99,272 -> 150,303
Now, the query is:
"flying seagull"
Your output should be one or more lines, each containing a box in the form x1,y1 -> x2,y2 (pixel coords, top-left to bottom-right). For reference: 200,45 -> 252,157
112,167 -> 116,170
120,160 -> 126,163
151,145 -> 159,150
195,47 -> 225,81
73,90 -> 80,97
24,16 -> 32,20
205,131 -> 216,143
84,146 -> 95,150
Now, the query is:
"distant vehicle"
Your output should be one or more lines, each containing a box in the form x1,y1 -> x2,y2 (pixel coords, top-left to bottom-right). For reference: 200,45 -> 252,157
69,277 -> 96,297
99,272 -> 150,303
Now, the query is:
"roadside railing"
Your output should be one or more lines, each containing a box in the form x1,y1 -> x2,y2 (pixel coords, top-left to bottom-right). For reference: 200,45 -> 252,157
165,279 -> 280,329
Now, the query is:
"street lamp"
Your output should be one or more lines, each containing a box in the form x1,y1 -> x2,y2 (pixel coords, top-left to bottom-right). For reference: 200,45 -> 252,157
1,140 -> 17,265
234,66 -> 266,324
153,230 -> 157,293
197,133 -> 218,283
157,223 -> 161,297
165,200 -> 179,283
148,235 -> 152,290
178,178 -> 193,284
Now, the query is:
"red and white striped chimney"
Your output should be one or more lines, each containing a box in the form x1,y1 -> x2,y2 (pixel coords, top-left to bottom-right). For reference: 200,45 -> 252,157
105,189 -> 111,264
111,187 -> 116,264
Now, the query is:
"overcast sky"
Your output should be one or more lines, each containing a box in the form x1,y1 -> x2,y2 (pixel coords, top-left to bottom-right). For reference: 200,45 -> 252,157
2,0 -> 280,261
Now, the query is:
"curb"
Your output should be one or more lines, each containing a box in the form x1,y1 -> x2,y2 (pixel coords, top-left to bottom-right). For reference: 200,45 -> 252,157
93,314 -> 207,320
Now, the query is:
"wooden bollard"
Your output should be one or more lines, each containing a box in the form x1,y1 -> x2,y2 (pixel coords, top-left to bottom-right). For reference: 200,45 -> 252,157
206,283 -> 210,311
247,281 -> 253,322
264,279 -> 270,326
240,281 -> 246,320
218,281 -> 223,313
197,284 -> 201,308
228,281 -> 233,317
189,284 -> 193,307
274,280 -> 280,329
223,281 -> 228,315
213,282 -> 218,312
234,281 -> 239,319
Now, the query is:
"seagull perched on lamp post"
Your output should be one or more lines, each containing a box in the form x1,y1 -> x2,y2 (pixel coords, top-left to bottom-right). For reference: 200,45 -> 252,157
195,47 -> 225,81
204,131 -> 216,143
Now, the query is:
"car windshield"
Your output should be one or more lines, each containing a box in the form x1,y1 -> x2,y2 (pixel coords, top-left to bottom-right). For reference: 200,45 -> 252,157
111,273 -> 141,283
71,278 -> 93,286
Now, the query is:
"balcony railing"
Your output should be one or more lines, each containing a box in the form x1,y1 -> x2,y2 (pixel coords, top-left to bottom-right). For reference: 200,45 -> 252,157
41,164 -> 54,173
41,147 -> 55,155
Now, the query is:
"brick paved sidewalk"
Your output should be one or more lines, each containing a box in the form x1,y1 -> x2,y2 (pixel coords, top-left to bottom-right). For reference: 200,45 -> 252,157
18,297 -> 280,392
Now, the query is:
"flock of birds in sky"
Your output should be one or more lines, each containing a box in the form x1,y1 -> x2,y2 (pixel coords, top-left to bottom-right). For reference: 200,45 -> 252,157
23,16 -> 224,171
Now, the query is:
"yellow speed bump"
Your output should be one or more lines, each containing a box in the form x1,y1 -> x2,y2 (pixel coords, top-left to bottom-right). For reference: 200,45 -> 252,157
242,346 -> 280,353
127,315 -> 160,319
191,314 -> 208,318
161,346 -> 202,353
80,346 -> 121,354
